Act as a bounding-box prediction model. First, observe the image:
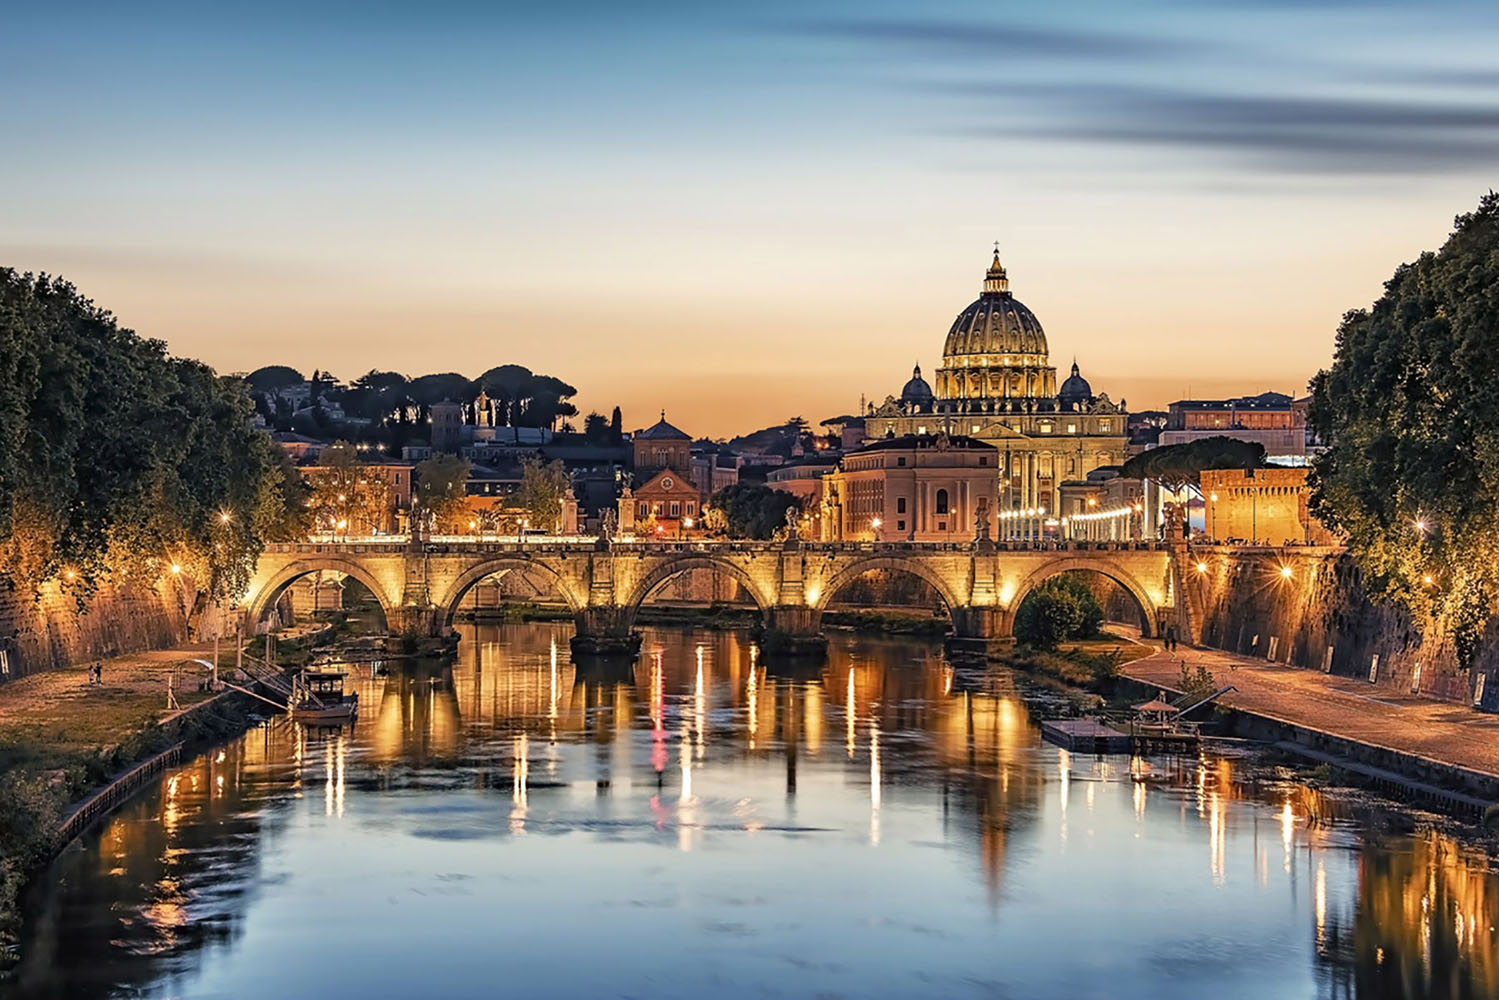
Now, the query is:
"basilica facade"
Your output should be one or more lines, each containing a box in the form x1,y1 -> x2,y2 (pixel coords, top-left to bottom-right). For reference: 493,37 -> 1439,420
864,250 -> 1129,521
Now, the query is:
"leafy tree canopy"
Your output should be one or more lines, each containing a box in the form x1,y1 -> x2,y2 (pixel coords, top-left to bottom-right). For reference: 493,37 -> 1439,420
1309,192 -> 1499,665
406,373 -> 475,405
705,484 -> 801,540
1013,574 -> 1105,649
517,457 -> 571,533
244,365 -> 305,392
415,454 -> 472,533
1120,437 -> 1266,494
0,270 -> 291,600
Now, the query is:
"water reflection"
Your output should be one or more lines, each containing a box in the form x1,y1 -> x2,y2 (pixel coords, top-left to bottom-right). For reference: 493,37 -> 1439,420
7,623 -> 1497,1000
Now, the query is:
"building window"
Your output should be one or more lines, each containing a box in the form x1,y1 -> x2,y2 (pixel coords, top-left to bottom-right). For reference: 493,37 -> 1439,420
1067,424 -> 1077,434
1100,420 -> 1111,432
670,502 -> 681,517
897,497 -> 907,514
686,502 -> 695,515
897,520 -> 906,531
935,489 -> 950,515
1039,423 -> 1052,434
638,502 -> 648,518
897,457 -> 907,467
979,456 -> 988,466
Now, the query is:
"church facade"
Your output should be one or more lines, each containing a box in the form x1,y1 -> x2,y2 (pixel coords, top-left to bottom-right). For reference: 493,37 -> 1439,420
863,250 -> 1129,522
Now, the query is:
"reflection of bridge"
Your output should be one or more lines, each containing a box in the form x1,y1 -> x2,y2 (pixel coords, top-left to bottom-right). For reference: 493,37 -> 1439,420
243,538 -> 1186,655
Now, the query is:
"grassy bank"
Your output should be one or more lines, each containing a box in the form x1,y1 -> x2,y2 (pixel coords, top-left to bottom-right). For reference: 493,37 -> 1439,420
0,652 -> 262,966
991,635 -> 1152,708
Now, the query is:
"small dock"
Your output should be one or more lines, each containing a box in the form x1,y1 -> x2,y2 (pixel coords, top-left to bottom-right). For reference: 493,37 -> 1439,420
1041,718 -> 1204,756
1041,719 -> 1133,754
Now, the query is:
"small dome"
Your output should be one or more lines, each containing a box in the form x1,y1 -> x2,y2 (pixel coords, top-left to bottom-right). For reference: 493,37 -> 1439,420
1058,361 -> 1092,407
901,364 -> 934,405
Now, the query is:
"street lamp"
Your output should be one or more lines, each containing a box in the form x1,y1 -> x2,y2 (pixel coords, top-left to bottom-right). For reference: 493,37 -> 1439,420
871,516 -> 882,542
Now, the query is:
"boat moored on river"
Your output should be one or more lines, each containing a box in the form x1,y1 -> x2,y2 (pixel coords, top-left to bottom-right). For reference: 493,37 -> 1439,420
290,670 -> 359,724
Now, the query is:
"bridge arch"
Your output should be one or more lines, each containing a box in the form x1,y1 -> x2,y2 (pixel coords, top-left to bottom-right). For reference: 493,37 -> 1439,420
812,555 -> 967,618
246,558 -> 398,628
1007,557 -> 1160,638
622,555 -> 775,625
437,557 -> 586,629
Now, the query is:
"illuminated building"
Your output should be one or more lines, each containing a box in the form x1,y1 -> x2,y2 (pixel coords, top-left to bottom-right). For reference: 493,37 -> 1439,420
820,433 -> 998,541
1201,467 -> 1336,545
864,249 -> 1129,516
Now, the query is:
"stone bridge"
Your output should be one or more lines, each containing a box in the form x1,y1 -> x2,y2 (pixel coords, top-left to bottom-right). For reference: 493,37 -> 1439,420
242,538 -> 1186,657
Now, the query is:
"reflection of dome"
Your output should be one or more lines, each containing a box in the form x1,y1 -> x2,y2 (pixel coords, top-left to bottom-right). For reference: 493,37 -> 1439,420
1058,361 -> 1092,408
941,251 -> 1048,360
900,364 -> 934,405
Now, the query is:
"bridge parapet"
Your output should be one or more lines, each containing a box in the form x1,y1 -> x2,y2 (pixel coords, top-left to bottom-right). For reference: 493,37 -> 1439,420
245,538 -> 1179,660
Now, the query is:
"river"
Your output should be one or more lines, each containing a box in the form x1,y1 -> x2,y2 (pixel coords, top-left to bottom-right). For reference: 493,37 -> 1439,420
5,624 -> 1497,999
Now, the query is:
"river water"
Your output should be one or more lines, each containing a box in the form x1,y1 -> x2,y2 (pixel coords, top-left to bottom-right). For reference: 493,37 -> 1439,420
6,624 -> 1497,999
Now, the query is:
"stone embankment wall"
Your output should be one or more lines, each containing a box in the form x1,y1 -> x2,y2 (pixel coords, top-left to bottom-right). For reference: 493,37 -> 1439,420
0,574 -> 195,682
1188,546 -> 1498,709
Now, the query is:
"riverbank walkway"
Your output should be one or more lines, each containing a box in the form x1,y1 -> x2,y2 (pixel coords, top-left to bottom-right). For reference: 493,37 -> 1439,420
0,646 -> 225,769
1121,643 -> 1499,780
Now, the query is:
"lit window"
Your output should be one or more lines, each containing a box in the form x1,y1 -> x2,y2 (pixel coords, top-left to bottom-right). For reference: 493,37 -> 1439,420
1067,424 -> 1077,434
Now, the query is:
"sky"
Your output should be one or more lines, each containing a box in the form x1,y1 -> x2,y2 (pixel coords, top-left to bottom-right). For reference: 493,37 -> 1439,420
4,0 -> 1499,437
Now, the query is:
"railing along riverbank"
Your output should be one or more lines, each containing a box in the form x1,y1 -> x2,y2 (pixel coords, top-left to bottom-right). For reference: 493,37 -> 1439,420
51,683 -> 266,852
54,743 -> 183,849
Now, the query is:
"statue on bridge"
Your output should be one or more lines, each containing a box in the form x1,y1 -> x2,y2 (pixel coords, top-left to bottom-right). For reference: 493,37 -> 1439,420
411,503 -> 436,541
784,504 -> 802,542
599,509 -> 618,545
974,503 -> 992,543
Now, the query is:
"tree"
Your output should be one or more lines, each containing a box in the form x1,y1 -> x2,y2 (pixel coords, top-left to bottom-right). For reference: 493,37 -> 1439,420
706,484 -> 801,540
0,270 -> 283,600
1012,574 -> 1104,648
516,457 -> 571,533
244,365 -> 304,393
415,454 -> 472,533
1012,588 -> 1084,649
1309,192 -> 1499,667
311,441 -> 393,536
583,412 -> 610,443
610,406 -> 623,443
1120,437 -> 1265,496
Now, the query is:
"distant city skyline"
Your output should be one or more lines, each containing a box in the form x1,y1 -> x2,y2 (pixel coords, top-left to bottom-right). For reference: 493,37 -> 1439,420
6,1 -> 1499,436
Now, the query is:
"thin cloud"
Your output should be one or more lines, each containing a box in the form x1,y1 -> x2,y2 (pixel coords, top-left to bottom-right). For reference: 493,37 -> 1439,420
789,17 -> 1192,60
942,84 -> 1499,173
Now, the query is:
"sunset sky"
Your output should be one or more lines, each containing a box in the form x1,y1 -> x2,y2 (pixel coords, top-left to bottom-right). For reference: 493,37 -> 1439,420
6,1 -> 1499,436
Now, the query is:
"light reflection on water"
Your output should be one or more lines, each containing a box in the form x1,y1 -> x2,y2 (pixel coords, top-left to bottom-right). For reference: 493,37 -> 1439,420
7,623 -> 1498,1000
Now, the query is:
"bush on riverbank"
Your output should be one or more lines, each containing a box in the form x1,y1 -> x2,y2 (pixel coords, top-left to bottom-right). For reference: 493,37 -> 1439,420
0,690 -> 257,966
998,644 -> 1126,698
1012,576 -> 1105,649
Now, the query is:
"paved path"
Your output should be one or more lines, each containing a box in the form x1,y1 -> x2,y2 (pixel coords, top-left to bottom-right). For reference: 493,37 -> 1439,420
1122,642 -> 1499,780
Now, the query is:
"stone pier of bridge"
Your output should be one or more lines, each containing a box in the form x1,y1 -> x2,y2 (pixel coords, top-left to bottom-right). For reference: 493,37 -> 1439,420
241,536 -> 1185,661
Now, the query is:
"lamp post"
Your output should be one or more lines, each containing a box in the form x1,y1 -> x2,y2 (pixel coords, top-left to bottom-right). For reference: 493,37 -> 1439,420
871,516 -> 883,543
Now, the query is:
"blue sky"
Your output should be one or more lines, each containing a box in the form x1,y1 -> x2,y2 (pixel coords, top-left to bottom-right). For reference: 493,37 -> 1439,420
5,1 -> 1499,433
